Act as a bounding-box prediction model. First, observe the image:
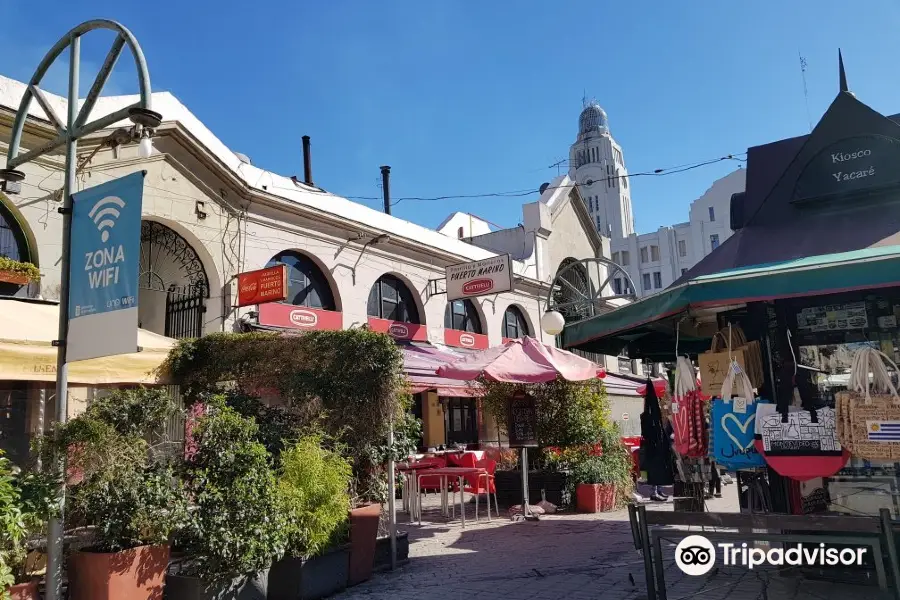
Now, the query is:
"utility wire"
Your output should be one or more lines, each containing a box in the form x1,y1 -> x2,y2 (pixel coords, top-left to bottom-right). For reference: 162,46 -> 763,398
341,153 -> 747,206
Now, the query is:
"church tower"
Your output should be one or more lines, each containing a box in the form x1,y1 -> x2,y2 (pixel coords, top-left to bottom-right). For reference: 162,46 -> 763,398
568,100 -> 635,239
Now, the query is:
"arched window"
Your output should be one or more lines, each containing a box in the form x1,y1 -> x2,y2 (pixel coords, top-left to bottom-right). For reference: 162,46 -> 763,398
444,299 -> 482,334
457,227 -> 464,239
0,195 -> 33,263
502,306 -> 529,339
267,251 -> 336,310
368,275 -> 420,323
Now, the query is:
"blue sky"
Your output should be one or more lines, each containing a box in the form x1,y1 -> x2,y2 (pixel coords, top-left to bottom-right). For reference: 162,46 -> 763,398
3,1 -> 900,234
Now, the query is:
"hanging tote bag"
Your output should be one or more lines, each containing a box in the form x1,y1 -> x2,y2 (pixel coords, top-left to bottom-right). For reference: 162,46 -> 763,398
710,361 -> 768,470
671,357 -> 708,458
835,347 -> 900,460
753,404 -> 849,481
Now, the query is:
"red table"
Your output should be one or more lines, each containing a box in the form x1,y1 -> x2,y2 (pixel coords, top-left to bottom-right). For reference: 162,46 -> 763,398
397,460 -> 442,519
416,466 -> 487,528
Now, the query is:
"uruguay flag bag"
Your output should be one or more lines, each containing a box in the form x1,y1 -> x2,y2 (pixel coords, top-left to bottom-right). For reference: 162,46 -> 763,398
710,360 -> 768,470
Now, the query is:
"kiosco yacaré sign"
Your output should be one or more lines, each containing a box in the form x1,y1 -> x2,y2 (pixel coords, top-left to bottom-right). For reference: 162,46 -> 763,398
793,134 -> 900,202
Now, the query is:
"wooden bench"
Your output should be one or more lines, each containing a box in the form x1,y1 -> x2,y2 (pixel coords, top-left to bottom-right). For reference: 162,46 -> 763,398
627,504 -> 900,600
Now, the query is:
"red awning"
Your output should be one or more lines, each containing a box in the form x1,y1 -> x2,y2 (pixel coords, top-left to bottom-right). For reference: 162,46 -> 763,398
402,343 -> 482,397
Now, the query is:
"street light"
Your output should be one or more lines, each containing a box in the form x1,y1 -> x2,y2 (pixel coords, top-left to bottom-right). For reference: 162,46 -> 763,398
541,310 -> 565,335
0,20 -> 160,600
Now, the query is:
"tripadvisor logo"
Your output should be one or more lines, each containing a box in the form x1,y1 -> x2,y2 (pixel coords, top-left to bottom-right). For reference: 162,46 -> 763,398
674,535 -> 867,576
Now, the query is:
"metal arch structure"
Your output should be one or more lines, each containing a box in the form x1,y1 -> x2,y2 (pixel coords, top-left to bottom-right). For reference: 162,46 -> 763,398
0,20 -> 161,600
1,19 -> 159,176
545,257 -> 637,324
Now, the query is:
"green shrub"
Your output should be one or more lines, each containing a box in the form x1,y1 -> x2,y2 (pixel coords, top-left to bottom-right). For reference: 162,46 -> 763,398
166,330 -> 406,504
0,257 -> 39,282
569,428 -> 634,505
36,388 -> 187,553
0,453 -> 56,599
481,378 -> 611,452
178,399 -> 286,582
278,434 -> 351,558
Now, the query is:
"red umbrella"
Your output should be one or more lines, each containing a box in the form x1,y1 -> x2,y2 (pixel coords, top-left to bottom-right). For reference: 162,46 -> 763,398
435,336 -> 606,383
637,379 -> 669,397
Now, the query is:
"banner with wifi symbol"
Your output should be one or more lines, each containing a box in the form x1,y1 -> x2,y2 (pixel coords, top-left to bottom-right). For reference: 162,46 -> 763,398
67,171 -> 145,362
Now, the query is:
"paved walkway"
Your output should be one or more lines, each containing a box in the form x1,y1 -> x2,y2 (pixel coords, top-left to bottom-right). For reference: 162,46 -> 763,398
337,484 -> 895,600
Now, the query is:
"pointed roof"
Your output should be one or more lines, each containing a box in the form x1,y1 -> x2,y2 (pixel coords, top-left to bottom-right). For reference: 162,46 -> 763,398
839,49 -> 849,93
675,83 -> 900,284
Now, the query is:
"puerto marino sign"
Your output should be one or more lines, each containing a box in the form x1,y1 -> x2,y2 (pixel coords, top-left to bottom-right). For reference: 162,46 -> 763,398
446,254 -> 513,301
67,172 -> 144,362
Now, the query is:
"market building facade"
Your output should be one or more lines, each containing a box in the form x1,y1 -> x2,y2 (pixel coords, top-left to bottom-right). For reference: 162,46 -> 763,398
0,73 -> 642,458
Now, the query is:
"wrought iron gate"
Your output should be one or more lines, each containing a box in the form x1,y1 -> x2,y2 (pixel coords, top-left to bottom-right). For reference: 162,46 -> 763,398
164,287 -> 206,340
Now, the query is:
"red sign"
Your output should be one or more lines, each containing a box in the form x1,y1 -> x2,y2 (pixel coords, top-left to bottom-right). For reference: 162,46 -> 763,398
258,303 -> 343,331
367,317 -> 428,342
444,329 -> 489,350
462,278 -> 494,296
237,265 -> 288,307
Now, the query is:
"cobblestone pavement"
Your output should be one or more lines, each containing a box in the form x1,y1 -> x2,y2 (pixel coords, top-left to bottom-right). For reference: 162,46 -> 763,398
336,485 -> 894,600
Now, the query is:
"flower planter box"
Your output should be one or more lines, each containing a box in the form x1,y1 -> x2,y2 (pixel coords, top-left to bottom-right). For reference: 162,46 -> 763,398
268,545 -> 349,600
348,503 -> 381,586
373,532 -> 409,572
0,271 -> 30,286
495,470 -> 571,509
6,580 -> 38,600
67,544 -> 169,600
163,571 -> 268,600
575,483 -> 616,513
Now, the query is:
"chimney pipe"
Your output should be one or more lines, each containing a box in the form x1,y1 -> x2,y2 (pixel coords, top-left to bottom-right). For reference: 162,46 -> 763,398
302,135 -> 313,186
380,165 -> 391,215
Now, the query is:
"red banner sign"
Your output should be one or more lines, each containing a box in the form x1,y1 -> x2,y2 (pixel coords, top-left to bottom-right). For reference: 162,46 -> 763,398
237,265 -> 288,307
258,303 -> 343,331
444,329 -> 489,350
367,317 -> 428,342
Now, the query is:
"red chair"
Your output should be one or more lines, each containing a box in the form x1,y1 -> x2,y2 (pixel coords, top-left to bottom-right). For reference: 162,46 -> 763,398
453,455 -> 499,520
417,457 -> 447,493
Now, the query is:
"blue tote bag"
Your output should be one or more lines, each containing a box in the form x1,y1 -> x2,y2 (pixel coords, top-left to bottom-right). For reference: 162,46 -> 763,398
710,363 -> 769,470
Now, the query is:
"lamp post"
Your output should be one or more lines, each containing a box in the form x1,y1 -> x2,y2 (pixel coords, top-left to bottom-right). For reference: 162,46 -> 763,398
0,20 -> 160,600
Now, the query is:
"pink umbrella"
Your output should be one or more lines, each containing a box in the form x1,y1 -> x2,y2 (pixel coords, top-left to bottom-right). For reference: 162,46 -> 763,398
435,336 -> 606,383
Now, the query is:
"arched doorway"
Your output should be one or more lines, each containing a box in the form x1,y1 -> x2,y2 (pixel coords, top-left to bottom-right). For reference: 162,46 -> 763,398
139,220 -> 210,339
367,274 -> 421,323
266,250 -> 337,310
502,305 -> 530,340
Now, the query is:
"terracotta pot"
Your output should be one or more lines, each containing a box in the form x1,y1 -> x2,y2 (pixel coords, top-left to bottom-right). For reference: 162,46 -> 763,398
68,544 -> 170,600
348,503 -> 381,586
0,271 -> 30,285
7,580 -> 38,600
576,483 -> 616,513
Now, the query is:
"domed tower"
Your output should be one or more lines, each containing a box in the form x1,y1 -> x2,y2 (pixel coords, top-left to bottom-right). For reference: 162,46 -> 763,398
569,100 -> 635,240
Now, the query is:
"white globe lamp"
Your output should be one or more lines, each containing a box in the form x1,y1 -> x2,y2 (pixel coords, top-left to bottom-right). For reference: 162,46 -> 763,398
138,135 -> 153,159
541,310 -> 565,336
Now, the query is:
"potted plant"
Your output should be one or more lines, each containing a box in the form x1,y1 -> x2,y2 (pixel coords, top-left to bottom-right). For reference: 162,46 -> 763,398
268,434 -> 352,600
168,399 -> 286,600
38,388 -> 189,600
0,453 -> 55,600
0,257 -> 39,286
571,432 -> 634,513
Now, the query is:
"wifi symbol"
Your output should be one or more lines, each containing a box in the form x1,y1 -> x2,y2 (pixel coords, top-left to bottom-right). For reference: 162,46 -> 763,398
88,196 -> 126,243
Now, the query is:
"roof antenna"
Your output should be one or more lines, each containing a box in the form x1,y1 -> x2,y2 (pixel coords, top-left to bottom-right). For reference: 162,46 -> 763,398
799,52 -> 813,133
838,48 -> 849,93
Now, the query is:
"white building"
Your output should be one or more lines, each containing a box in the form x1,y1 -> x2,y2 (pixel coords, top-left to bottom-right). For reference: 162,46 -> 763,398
0,73 -> 633,452
566,100 -> 746,297
611,169 -> 746,297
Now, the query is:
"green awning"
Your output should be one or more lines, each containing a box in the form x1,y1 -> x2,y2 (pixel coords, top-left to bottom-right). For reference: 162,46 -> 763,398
563,245 -> 900,358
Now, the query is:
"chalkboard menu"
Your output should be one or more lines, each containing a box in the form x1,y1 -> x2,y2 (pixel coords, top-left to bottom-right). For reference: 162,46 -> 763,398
507,393 -> 538,448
